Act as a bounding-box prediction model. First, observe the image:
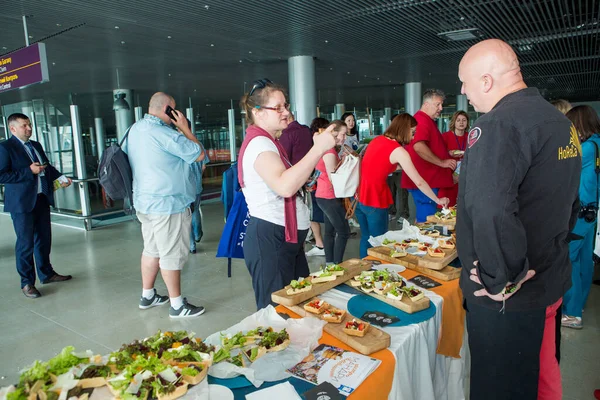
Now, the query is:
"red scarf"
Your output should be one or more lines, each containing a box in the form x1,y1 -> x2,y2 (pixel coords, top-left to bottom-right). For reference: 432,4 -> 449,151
238,125 -> 298,243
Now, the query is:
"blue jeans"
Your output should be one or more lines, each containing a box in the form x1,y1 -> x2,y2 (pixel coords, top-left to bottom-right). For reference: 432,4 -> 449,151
190,193 -> 203,252
563,218 -> 595,317
408,188 -> 439,223
355,202 -> 389,258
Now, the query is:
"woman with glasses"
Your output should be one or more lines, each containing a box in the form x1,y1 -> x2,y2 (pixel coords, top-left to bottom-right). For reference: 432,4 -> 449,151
439,111 -> 470,207
237,79 -> 337,310
561,105 -> 600,329
356,113 -> 449,258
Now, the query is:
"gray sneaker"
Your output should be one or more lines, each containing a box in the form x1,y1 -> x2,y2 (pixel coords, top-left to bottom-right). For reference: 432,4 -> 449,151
169,298 -> 205,319
139,289 -> 169,310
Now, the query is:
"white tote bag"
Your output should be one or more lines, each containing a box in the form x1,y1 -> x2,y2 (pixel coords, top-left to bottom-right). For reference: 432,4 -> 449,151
330,154 -> 360,198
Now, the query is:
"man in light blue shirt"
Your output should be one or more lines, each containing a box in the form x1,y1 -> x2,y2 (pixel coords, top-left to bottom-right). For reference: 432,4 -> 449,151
189,143 -> 210,254
124,92 -> 206,319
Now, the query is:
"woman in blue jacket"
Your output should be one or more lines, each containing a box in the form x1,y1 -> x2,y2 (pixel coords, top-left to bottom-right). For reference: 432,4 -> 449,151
562,105 -> 600,329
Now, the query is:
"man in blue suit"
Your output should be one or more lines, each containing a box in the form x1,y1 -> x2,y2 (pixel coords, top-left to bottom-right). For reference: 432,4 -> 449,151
0,113 -> 73,298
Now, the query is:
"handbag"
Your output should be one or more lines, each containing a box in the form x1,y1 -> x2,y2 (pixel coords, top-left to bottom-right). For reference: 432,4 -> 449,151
330,153 -> 360,198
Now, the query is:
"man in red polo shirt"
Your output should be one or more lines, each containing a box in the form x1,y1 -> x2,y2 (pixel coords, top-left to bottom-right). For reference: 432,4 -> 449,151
402,89 -> 456,222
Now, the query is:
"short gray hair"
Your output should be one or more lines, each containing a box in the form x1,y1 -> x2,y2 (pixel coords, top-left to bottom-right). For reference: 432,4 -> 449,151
423,89 -> 446,103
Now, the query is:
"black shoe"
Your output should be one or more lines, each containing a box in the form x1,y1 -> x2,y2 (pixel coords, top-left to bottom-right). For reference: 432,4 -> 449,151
42,273 -> 72,284
190,249 -> 197,254
350,232 -> 358,237
22,284 -> 41,298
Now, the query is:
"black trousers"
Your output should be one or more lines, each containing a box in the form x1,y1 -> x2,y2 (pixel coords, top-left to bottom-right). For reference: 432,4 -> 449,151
316,197 -> 350,264
243,217 -> 309,310
465,299 -> 546,400
10,194 -> 55,288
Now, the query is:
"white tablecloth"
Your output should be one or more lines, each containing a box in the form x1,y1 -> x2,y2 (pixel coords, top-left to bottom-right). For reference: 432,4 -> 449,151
319,288 -> 467,400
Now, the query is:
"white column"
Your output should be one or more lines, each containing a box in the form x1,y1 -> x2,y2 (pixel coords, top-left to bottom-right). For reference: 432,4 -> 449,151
186,108 -> 195,134
113,89 -> 134,143
134,106 -> 143,122
334,103 -> 345,120
94,118 -> 106,160
456,95 -> 469,112
383,107 -> 392,131
70,105 -> 92,227
228,109 -> 236,162
405,82 -> 422,116
288,55 -> 316,126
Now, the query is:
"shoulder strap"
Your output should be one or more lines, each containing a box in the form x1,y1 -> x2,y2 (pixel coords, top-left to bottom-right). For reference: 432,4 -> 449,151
118,126 -> 133,147
592,140 -> 600,174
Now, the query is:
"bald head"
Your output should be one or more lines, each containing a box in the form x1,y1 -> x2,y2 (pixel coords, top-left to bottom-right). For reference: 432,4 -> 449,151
148,92 -> 175,123
458,39 -> 527,113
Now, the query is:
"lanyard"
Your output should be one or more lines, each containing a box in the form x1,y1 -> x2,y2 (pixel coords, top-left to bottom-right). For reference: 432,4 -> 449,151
453,132 -> 466,151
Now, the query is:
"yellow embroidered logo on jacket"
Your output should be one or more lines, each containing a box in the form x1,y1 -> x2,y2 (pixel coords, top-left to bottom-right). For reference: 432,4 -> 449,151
558,125 -> 581,160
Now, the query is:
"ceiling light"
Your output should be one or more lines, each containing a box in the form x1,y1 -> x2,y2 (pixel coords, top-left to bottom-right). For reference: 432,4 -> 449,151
329,68 -> 333,70
210,43 -> 214,47
390,60 -> 393,63
2,47 -> 6,50
28,35 -> 33,39
115,26 -> 119,29
121,41 -> 126,44
239,60 -> 242,62
204,5 -> 209,9
347,72 -> 350,74
52,62 -> 56,65
248,51 -> 252,54
438,28 -> 479,41
168,73 -> 171,77
56,23 -> 62,27
325,40 -> 329,43
113,93 -> 130,111
167,35 -> 172,39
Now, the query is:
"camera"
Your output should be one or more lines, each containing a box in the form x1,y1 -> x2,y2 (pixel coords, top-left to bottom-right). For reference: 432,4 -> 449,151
578,203 -> 598,223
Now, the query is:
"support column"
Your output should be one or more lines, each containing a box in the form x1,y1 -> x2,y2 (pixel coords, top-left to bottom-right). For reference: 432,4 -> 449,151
134,106 -> 143,122
89,127 -> 96,157
456,95 -> 468,112
288,55 -> 316,126
383,107 -> 392,131
113,89 -> 134,143
334,103 -> 345,120
94,118 -> 106,160
228,108 -> 236,162
405,82 -> 422,116
186,108 -> 195,134
70,105 -> 92,229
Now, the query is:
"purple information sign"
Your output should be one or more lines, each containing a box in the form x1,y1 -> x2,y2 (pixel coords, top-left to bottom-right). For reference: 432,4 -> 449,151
0,43 -> 50,94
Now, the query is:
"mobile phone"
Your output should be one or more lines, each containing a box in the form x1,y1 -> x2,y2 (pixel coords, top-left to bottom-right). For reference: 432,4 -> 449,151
165,105 -> 176,120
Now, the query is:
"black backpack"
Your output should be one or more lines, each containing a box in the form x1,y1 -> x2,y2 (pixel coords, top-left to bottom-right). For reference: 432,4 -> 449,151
98,127 -> 134,214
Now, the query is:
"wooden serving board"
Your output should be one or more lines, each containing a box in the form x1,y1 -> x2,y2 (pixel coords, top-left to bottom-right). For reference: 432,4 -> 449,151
369,246 -> 456,271
368,247 -> 461,281
343,282 -> 430,314
271,258 -> 373,307
426,215 -> 456,230
285,301 -> 391,355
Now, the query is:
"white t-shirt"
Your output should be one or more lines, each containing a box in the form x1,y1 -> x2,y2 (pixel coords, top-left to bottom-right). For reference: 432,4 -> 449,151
241,137 -> 310,230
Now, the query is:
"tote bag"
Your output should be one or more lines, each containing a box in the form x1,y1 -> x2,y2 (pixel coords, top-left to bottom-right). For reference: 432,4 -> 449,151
330,154 -> 360,198
216,190 -> 249,260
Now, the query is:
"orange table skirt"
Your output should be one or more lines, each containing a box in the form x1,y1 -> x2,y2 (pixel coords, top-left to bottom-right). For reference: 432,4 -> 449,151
277,305 -> 395,399
364,256 -> 465,358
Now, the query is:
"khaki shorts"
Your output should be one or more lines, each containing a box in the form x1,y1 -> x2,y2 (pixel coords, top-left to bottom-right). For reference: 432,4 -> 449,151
137,209 -> 191,270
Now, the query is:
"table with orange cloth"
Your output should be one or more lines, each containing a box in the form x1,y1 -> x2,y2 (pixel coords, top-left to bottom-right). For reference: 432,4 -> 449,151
279,257 -> 468,400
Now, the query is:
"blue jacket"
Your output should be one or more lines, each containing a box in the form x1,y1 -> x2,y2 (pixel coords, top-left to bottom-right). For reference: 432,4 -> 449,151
0,136 -> 62,213
578,134 -> 600,207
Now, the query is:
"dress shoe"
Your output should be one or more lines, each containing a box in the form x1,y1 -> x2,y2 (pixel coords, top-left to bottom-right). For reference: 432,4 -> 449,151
42,273 -> 73,284
22,284 -> 41,298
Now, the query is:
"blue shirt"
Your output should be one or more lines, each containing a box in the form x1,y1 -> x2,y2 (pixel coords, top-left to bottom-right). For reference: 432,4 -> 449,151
123,114 -> 201,215
579,134 -> 600,206
190,143 -> 210,195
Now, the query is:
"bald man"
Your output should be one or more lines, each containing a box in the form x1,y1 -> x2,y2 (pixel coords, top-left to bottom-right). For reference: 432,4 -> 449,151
123,92 -> 206,319
456,39 -> 580,400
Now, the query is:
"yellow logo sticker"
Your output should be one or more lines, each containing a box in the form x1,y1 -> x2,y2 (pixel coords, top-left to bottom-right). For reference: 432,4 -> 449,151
558,125 -> 581,160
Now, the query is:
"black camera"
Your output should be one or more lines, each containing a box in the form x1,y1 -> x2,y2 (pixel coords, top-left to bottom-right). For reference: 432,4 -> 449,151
578,203 -> 598,223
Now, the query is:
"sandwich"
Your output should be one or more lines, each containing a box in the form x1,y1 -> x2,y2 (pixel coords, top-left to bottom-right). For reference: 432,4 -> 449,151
427,247 -> 445,258
390,248 -> 407,258
150,369 -> 189,400
438,239 -> 455,250
226,353 -> 246,368
242,346 -> 267,363
176,364 -> 208,385
427,230 -> 440,237
343,319 -> 369,337
386,287 -> 404,301
373,280 -> 393,295
403,286 -> 425,302
323,264 -> 346,276
160,344 -> 212,367
304,299 -> 329,314
382,238 -> 396,246
310,270 -> 337,284
322,307 -> 346,323
360,280 -> 374,293
220,332 -> 250,349
257,329 -> 290,353
286,278 -> 313,295
75,365 -> 111,389
245,326 -> 274,340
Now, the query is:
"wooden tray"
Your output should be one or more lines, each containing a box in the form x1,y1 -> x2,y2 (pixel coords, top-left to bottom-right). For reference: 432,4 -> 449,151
271,259 -> 373,307
426,215 -> 456,230
368,247 -> 461,281
343,282 -> 430,314
369,246 -> 456,271
285,301 -> 391,355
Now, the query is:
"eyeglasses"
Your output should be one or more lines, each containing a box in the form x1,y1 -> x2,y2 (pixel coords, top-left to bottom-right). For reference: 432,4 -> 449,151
255,103 -> 290,113
248,78 -> 273,97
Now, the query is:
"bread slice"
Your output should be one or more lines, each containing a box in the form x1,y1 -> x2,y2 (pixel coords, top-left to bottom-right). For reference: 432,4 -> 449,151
157,382 -> 188,400
286,284 -> 312,296
322,308 -> 346,323
242,346 -> 268,362
404,287 -> 425,302
343,320 -> 369,337
310,274 -> 337,284
266,338 -> 290,353
304,299 -> 329,314
349,279 -> 362,287
438,239 -> 455,249
427,247 -> 445,258
78,376 -> 107,389
180,362 -> 209,385
427,230 -> 440,237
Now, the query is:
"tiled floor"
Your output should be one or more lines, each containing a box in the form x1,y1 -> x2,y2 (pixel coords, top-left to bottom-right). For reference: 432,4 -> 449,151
0,205 -> 599,399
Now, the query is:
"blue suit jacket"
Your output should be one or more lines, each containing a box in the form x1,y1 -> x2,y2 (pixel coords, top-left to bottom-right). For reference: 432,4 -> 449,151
0,136 -> 62,213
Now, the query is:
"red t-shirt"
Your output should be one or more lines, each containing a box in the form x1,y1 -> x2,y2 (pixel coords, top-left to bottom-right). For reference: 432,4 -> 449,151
441,130 -> 467,160
316,149 -> 339,199
359,135 -> 400,208
401,110 -> 453,190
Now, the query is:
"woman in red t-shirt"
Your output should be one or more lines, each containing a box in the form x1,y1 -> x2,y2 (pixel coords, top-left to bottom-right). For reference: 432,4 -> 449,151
315,120 -> 351,264
439,111 -> 470,207
356,114 -> 449,257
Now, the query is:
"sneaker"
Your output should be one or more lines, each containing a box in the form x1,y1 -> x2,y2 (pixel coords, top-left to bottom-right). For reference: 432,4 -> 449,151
305,246 -> 325,257
169,298 -> 205,319
561,315 -> 582,329
139,289 -> 169,310
348,219 -> 360,228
